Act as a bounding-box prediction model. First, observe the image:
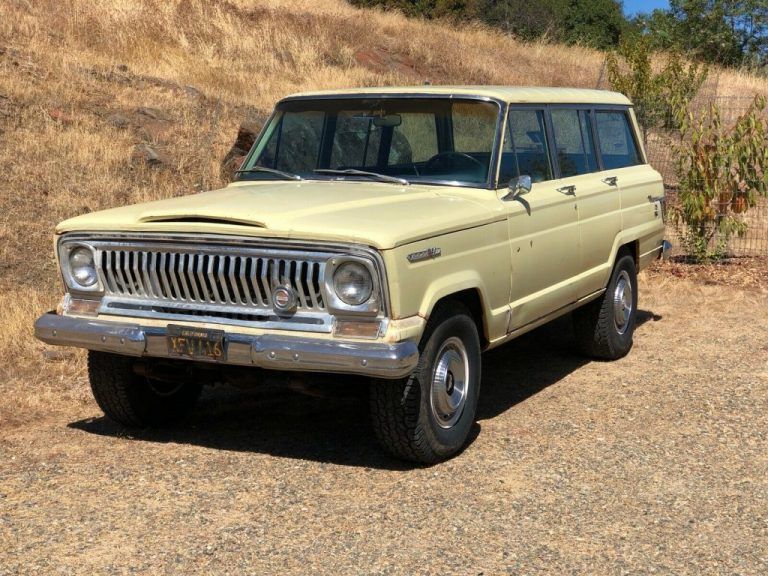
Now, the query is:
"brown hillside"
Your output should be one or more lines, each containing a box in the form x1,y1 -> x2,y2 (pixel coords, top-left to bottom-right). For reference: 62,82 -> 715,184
1,0 -> 767,423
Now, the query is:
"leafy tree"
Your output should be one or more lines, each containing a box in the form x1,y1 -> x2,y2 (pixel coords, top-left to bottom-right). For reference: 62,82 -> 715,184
349,0 -> 628,49
672,96 -> 768,260
635,0 -> 768,67
606,36 -> 708,136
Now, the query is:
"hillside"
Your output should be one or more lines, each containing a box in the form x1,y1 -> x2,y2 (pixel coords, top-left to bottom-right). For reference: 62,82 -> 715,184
1,0 -> 767,423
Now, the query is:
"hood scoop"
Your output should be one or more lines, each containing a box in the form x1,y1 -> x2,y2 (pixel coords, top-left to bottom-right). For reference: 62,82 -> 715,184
139,214 -> 268,228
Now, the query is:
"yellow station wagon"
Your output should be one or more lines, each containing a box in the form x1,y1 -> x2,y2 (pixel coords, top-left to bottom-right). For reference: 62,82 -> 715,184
35,86 -> 666,463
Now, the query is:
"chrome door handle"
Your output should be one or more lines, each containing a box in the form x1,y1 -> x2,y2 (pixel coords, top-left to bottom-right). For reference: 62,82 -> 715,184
602,176 -> 618,186
557,185 -> 576,196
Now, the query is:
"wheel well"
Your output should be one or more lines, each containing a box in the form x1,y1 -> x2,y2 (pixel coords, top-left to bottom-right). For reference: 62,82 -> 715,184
431,289 -> 487,347
617,241 -> 639,268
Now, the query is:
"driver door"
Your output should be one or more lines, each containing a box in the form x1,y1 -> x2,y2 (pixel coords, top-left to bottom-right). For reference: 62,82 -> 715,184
500,108 -> 581,331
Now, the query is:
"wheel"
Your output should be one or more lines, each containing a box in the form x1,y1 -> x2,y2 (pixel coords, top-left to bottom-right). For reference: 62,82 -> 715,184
370,302 -> 481,464
87,351 -> 202,426
573,253 -> 638,360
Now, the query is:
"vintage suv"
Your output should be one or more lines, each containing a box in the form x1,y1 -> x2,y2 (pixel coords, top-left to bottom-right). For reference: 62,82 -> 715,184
35,86 -> 665,463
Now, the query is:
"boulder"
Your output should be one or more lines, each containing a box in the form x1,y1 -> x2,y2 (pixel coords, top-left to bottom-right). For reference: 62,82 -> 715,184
220,120 -> 263,181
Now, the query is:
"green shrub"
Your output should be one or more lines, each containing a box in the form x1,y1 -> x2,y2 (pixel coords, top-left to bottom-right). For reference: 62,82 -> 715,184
606,36 -> 707,136
673,96 -> 768,261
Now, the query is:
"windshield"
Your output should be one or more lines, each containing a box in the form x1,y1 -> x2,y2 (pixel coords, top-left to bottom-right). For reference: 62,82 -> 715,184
237,97 -> 501,187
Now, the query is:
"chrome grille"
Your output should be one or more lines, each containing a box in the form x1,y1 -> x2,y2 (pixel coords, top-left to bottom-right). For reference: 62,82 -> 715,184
98,248 -> 326,312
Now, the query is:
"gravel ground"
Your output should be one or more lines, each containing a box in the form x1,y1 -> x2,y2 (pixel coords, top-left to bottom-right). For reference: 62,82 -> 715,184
2,273 -> 767,575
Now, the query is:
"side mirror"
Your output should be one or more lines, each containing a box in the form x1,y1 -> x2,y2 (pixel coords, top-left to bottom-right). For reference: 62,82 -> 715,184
502,174 -> 532,201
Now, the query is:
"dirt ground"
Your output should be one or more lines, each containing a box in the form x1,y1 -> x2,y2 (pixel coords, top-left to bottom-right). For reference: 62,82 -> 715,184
1,269 -> 767,575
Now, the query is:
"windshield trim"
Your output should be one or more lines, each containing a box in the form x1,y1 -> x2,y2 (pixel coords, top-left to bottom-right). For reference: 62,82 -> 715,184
236,94 -> 506,190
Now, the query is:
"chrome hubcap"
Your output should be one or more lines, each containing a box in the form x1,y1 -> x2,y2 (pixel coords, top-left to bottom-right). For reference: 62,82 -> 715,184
613,270 -> 633,335
430,337 -> 469,429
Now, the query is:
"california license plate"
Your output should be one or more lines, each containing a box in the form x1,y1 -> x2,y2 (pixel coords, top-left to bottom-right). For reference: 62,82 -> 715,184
166,325 -> 226,361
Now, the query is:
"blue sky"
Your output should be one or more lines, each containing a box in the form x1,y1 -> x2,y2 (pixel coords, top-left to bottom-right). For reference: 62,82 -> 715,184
623,0 -> 670,16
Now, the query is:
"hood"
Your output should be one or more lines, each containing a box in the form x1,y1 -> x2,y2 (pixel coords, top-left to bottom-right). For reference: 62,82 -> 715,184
55,180 -> 505,250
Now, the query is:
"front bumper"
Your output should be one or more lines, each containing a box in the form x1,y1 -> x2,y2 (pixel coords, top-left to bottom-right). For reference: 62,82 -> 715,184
34,312 -> 419,379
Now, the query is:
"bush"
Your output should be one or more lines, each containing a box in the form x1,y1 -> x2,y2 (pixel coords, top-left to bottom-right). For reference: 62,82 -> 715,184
672,96 -> 768,261
606,36 -> 707,136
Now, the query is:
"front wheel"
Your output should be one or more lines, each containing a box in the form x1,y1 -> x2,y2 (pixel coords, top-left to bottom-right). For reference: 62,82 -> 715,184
573,253 -> 638,360
88,351 -> 202,427
370,303 -> 481,464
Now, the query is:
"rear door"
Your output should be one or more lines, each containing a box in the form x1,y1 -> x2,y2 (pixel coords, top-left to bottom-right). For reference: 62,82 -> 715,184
501,108 -> 580,330
594,109 -> 664,269
549,107 -> 622,297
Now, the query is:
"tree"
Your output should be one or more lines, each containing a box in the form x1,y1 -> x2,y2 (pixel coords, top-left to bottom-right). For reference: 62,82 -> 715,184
606,36 -> 708,136
636,0 -> 768,67
673,96 -> 768,261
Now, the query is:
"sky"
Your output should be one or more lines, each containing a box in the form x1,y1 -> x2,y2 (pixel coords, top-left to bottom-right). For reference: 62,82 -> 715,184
623,0 -> 670,16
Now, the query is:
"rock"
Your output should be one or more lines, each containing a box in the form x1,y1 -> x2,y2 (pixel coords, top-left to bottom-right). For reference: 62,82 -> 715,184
220,120 -> 263,181
132,143 -> 170,168
139,120 -> 172,142
136,106 -> 170,121
184,85 -> 204,100
106,113 -> 130,129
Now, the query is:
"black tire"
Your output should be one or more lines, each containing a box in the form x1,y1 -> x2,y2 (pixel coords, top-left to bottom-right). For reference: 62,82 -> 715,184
370,302 -> 481,464
87,351 -> 202,427
573,253 -> 638,360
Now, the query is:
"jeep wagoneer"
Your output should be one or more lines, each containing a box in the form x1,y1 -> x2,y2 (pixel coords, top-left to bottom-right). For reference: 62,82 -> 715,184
35,86 -> 665,462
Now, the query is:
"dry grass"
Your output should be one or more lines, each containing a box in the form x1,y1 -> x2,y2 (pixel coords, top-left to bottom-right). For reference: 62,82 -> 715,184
1,0 -> 768,425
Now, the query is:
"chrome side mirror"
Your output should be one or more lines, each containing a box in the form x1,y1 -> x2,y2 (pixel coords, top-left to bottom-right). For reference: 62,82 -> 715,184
502,174 -> 532,201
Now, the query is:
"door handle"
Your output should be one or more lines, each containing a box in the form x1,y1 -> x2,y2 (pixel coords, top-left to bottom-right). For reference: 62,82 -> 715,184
557,185 -> 576,196
602,176 -> 618,186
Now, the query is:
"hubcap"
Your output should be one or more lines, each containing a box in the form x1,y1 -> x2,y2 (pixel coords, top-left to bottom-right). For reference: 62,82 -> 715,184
613,270 -> 633,335
430,337 -> 469,429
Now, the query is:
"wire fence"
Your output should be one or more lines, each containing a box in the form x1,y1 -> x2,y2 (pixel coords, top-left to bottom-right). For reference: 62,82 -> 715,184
641,91 -> 768,257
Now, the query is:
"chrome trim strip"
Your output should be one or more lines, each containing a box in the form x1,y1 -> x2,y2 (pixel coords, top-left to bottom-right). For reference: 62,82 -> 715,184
34,312 -> 418,379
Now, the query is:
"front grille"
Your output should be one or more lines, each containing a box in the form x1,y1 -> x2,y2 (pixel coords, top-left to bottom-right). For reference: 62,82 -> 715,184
98,248 -> 326,312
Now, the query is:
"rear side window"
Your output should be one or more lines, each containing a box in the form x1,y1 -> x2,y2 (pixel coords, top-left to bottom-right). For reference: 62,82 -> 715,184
499,109 -> 553,185
595,111 -> 642,170
551,109 -> 598,177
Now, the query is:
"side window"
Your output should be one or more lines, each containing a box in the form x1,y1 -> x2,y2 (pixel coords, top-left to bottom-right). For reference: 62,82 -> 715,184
389,113 -> 438,165
595,110 -> 642,170
500,109 -> 553,185
260,111 -> 324,173
550,109 -> 598,177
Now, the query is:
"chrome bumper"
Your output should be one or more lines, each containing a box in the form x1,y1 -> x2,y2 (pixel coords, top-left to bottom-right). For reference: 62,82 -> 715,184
34,312 -> 419,379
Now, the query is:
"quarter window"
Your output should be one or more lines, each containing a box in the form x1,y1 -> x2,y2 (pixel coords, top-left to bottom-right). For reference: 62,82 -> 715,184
551,109 -> 598,177
595,111 -> 642,170
499,109 -> 553,185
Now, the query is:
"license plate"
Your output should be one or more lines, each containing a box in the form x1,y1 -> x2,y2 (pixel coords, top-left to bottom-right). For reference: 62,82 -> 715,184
166,325 -> 226,361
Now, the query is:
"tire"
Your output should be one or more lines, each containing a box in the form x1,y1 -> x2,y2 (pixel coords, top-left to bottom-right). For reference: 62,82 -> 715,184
87,351 -> 202,427
573,253 -> 638,360
370,302 -> 481,464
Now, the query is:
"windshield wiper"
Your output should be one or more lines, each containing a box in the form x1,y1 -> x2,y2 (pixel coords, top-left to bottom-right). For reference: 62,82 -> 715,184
236,165 -> 303,181
314,168 -> 409,185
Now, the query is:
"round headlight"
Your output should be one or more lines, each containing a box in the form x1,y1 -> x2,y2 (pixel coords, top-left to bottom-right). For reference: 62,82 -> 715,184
69,247 -> 98,287
333,261 -> 373,306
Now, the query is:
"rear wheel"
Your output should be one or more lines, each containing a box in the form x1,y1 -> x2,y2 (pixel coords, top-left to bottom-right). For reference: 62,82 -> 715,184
370,302 -> 481,464
573,253 -> 638,360
88,351 -> 202,426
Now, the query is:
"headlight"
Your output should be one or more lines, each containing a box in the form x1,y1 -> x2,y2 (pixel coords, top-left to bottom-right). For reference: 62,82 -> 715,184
68,246 -> 98,288
333,261 -> 373,306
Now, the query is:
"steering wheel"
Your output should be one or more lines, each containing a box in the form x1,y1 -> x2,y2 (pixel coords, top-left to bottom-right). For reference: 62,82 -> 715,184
423,151 -> 484,175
